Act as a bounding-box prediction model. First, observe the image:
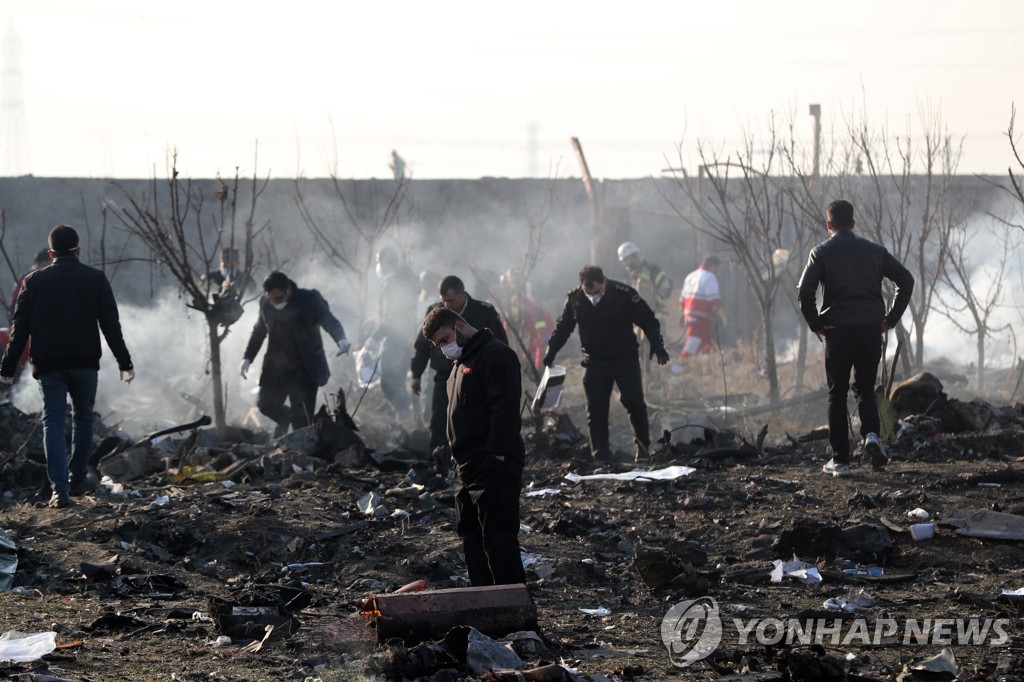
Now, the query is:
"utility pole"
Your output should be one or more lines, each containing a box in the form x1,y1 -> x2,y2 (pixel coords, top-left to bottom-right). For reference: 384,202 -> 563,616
570,137 -> 605,263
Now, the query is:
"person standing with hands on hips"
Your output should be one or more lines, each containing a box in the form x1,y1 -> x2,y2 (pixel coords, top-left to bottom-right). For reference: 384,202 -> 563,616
797,199 -> 914,478
0,225 -> 135,509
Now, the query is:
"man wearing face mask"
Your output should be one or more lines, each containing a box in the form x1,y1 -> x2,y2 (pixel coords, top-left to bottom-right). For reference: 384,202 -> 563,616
543,265 -> 669,462
422,305 -> 526,586
241,271 -> 350,436
411,275 -> 507,454
362,247 -> 420,420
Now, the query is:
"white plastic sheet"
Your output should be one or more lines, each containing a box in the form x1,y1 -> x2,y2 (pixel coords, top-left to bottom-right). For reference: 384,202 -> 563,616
564,465 -> 696,483
0,631 -> 57,663
770,559 -> 822,585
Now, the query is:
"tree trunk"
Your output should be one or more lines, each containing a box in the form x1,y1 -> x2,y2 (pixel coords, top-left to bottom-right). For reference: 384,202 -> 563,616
977,330 -> 986,394
207,316 -> 227,439
762,302 -> 780,403
795,323 -> 808,391
913,323 -> 925,372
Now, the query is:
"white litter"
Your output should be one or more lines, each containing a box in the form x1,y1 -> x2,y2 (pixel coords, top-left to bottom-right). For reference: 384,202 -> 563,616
525,488 -> 562,497
579,606 -> 612,617
770,559 -> 822,585
564,465 -> 696,483
0,631 -> 57,663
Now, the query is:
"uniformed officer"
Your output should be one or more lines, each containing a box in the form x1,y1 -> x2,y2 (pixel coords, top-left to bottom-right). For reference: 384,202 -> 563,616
411,275 -> 507,453
543,265 -> 669,462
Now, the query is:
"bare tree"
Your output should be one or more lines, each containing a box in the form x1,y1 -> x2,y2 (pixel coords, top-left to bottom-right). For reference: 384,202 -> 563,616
470,173 -> 560,387
934,219 -> 1017,392
293,143 -> 410,337
662,115 -> 798,403
115,149 -> 268,437
844,104 -> 963,372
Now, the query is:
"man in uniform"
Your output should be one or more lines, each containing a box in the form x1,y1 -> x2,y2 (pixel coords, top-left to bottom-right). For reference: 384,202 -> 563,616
680,255 -> 725,359
422,305 -> 526,586
543,265 -> 669,462
363,247 -> 419,420
797,199 -> 914,477
411,275 -> 506,454
241,271 -> 350,436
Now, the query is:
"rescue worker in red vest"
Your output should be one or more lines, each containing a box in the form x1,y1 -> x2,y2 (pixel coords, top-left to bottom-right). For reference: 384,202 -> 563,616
679,255 -> 725,359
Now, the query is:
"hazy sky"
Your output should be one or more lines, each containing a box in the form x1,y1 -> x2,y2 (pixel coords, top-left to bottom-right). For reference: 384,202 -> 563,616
2,0 -> 1022,179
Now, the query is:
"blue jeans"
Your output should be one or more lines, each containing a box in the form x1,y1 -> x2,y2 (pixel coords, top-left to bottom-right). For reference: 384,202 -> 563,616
38,368 -> 98,493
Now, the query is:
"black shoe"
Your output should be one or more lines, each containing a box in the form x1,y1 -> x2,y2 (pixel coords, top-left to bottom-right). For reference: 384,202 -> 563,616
48,491 -> 72,509
69,473 -> 98,497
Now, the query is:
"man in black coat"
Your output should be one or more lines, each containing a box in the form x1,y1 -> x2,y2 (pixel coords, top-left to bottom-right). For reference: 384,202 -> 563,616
798,199 -> 914,477
411,275 -> 506,453
0,225 -> 135,509
544,265 -> 669,462
241,271 -> 349,436
422,305 -> 526,586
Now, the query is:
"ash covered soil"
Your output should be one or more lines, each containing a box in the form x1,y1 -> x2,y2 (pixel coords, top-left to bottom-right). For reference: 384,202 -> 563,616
1,371 -> 1024,681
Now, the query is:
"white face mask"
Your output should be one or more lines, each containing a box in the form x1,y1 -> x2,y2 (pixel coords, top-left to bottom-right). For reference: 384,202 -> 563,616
440,341 -> 462,360
586,292 -> 603,306
271,300 -> 288,310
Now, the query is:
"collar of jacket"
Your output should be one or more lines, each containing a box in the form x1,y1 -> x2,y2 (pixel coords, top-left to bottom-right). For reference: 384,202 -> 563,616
457,327 -> 494,363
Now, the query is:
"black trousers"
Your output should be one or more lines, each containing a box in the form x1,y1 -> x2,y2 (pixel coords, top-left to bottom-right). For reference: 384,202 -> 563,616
582,354 -> 649,459
824,326 -> 882,463
429,373 -> 449,452
454,454 -> 527,586
257,370 -> 318,436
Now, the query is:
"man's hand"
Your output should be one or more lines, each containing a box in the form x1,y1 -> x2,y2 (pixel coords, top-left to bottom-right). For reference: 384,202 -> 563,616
411,377 -> 422,396
493,454 -> 506,462
120,370 -> 135,384
881,320 -> 891,333
336,338 -> 352,356
651,347 -> 670,366
814,331 -> 825,343
240,358 -> 251,379
0,376 -> 13,385
542,351 -> 555,368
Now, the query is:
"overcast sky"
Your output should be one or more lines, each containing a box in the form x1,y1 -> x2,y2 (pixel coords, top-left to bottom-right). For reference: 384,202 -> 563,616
2,0 -> 1022,179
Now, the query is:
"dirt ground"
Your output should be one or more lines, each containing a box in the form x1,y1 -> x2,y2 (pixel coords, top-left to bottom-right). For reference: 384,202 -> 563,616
1,353 -> 1023,681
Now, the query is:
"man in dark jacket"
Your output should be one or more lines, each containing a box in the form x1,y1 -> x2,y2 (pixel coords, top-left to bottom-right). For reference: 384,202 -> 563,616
422,306 -> 526,586
364,247 -> 420,420
797,199 -> 915,477
543,265 -> 669,462
241,271 -> 349,436
0,225 -> 135,509
411,275 -> 506,453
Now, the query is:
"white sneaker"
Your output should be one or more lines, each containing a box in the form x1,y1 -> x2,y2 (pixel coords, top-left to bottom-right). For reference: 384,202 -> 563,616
863,433 -> 887,469
822,458 -> 850,477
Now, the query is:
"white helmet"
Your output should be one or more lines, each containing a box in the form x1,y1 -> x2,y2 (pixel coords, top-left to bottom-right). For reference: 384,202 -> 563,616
617,241 -> 640,261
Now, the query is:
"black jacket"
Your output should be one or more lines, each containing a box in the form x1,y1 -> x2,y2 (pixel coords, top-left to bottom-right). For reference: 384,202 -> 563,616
1,256 -> 133,378
545,280 -> 664,365
243,285 -> 345,387
411,294 -> 507,379
797,229 -> 915,331
447,328 -> 525,466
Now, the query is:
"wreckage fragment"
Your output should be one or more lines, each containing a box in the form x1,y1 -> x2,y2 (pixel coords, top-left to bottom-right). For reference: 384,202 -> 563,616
371,584 -> 538,643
